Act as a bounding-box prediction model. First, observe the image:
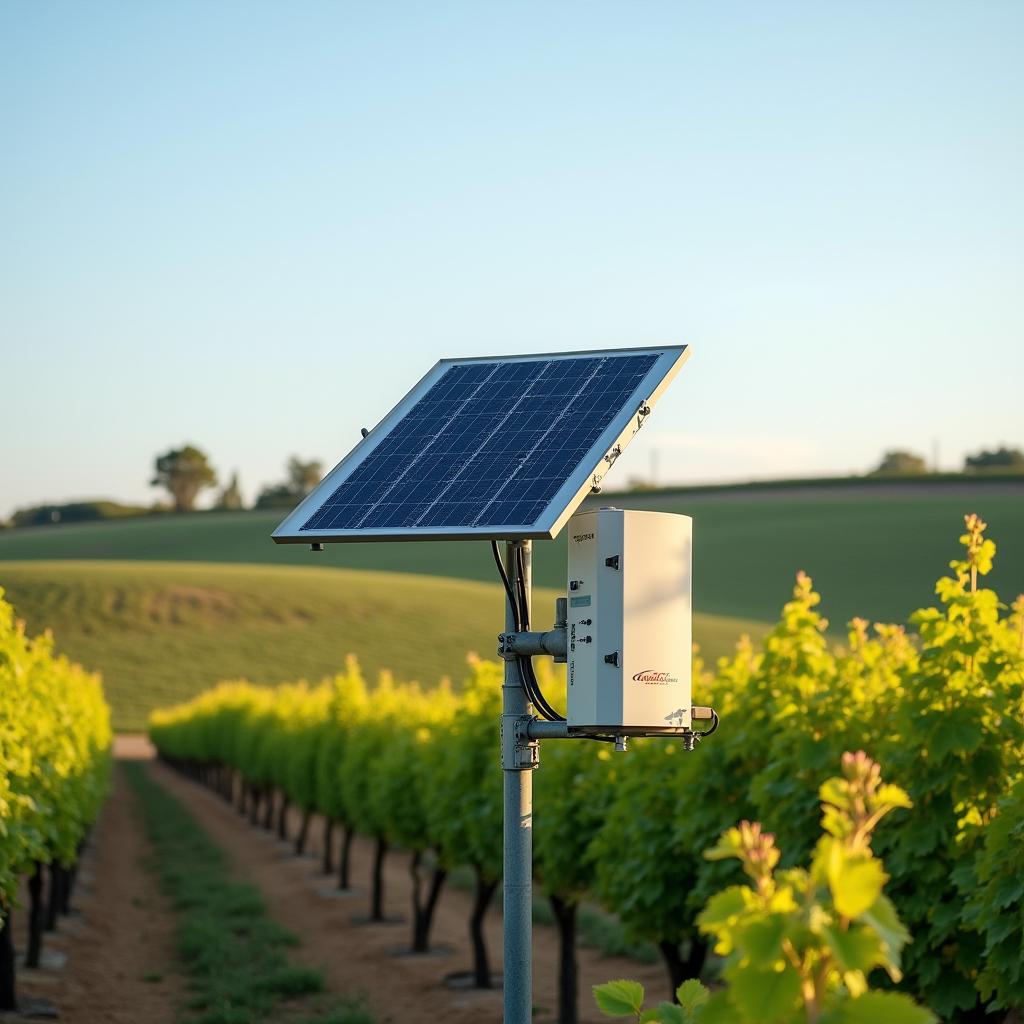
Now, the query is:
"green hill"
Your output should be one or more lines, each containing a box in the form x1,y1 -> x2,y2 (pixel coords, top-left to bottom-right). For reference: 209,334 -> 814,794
2,479 -> 1021,627
0,560 -> 763,731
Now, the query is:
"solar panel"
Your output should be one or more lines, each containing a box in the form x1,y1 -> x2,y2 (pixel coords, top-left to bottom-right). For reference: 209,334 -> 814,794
272,346 -> 689,543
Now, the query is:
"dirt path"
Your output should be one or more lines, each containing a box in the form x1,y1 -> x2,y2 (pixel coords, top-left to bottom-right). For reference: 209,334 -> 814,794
7,752 -> 181,1024
149,759 -> 667,1024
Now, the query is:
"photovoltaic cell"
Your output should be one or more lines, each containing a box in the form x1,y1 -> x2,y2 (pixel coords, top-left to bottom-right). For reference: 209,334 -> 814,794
299,353 -> 658,533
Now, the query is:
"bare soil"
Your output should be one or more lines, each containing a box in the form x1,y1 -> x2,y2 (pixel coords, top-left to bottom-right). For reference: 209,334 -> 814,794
5,748 -> 181,1024
148,758 -> 667,1024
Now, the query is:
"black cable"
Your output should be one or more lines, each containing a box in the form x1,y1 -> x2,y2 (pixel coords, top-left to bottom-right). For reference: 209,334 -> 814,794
491,542 -> 548,715
515,545 -> 531,630
516,659 -> 553,720
525,659 -> 563,721
695,709 -> 720,738
513,545 -> 565,722
524,660 -> 564,722
490,541 -> 564,722
511,545 -> 559,718
490,541 -> 521,632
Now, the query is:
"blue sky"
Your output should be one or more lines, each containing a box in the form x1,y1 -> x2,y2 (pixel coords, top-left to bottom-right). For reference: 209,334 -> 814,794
2,1 -> 1022,516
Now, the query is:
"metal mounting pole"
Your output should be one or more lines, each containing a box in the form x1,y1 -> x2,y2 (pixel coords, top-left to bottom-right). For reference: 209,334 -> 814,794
502,540 -> 534,1024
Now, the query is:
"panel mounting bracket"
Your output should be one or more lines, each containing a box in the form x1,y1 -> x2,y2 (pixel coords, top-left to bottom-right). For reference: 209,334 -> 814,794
501,713 -> 539,770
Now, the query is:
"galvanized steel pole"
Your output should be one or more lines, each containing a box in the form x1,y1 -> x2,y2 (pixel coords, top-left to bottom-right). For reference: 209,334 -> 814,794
502,540 -> 533,1024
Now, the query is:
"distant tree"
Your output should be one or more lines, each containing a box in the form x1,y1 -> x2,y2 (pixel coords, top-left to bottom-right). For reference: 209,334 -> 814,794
150,445 -> 217,513
287,456 -> 323,495
254,485 -> 298,510
964,446 -> 1024,472
871,450 -> 927,476
254,457 -> 323,510
217,472 -> 244,511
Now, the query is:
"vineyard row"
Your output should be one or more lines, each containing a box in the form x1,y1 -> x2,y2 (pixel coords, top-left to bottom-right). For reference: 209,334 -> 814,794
0,590 -> 112,1012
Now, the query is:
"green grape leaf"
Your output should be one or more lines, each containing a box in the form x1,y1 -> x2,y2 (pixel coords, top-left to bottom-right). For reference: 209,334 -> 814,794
654,1003 -> 686,1024
697,993 -> 739,1024
860,895 -> 910,963
697,886 -> 748,927
991,872 -> 1024,908
930,710 -> 982,759
982,914 -> 1019,946
676,979 -> 711,1014
820,777 -> 850,811
729,965 -> 802,1022
829,853 -> 886,919
838,991 -> 936,1024
594,980 -> 646,1017
875,783 -> 912,810
704,828 -> 743,861
740,913 -> 788,967
822,923 -> 883,973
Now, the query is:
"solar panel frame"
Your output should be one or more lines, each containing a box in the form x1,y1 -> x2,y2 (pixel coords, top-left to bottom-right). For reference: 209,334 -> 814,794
272,345 -> 689,544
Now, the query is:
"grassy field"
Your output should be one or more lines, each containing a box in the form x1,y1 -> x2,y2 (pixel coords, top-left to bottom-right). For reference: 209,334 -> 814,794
3,479 -> 1020,731
0,560 -> 763,731
2,480 -> 1021,627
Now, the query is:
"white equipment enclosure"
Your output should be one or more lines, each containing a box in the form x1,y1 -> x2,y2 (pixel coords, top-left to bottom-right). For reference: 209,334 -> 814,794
566,508 -> 692,734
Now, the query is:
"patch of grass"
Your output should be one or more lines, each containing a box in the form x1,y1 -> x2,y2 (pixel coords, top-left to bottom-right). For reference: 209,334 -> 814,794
0,561 -> 760,730
124,762 -> 367,1024
294,999 -> 376,1024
